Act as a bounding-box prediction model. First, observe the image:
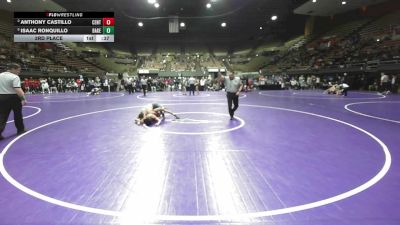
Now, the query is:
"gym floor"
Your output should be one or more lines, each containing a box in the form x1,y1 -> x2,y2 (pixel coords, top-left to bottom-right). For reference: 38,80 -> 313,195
0,90 -> 399,225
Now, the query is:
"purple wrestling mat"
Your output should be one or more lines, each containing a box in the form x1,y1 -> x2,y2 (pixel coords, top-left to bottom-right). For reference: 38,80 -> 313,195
0,90 -> 399,225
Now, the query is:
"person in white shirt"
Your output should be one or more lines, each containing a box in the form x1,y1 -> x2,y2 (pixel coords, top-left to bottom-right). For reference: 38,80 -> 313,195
380,72 -> 390,94
181,77 -> 187,95
0,63 -> 27,140
126,77 -> 133,95
140,76 -> 148,96
40,79 -> 49,94
391,75 -> 397,93
217,71 -> 243,120
188,76 -> 196,95
200,77 -> 206,91
339,82 -> 350,96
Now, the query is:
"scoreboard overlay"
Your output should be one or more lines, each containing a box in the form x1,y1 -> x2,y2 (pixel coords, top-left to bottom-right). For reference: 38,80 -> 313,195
14,12 -> 114,42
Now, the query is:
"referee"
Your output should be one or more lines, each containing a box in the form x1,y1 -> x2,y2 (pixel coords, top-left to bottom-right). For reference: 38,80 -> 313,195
0,63 -> 27,140
217,71 -> 243,120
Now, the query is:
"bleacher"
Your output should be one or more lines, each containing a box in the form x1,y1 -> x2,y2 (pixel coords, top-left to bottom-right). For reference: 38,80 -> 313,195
0,21 -> 12,38
63,43 -> 138,73
0,10 -> 12,38
0,5 -> 398,77
359,10 -> 400,39
324,19 -> 370,38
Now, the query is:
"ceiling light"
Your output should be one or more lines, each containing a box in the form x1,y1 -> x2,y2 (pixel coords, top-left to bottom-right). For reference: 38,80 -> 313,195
206,3 -> 212,8
154,2 -> 159,8
341,1 -> 346,5
221,22 -> 226,27
147,0 -> 156,4
312,0 -> 316,2
259,26 -> 263,30
7,0 -> 11,3
138,22 -> 143,27
180,22 -> 185,27
271,15 -> 278,21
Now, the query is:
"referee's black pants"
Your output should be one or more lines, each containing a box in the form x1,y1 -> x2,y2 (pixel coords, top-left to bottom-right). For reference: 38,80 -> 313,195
0,94 -> 25,136
189,84 -> 195,95
142,85 -> 147,96
127,84 -> 133,94
227,92 -> 239,118
342,87 -> 349,96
